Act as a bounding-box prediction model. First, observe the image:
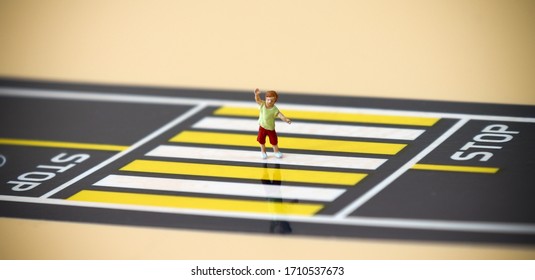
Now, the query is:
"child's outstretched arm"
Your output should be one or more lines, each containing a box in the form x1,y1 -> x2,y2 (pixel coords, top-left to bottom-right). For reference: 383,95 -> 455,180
278,112 -> 292,124
254,88 -> 263,105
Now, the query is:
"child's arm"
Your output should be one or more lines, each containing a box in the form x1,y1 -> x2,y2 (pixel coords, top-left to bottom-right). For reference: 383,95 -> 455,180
254,88 -> 263,105
277,112 -> 292,124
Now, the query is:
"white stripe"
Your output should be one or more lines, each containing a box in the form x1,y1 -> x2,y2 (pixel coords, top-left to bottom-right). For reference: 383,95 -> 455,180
94,174 -> 345,202
146,145 -> 386,170
194,117 -> 425,140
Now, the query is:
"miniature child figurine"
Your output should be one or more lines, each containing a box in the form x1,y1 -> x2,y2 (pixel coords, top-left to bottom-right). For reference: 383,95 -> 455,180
254,88 -> 291,159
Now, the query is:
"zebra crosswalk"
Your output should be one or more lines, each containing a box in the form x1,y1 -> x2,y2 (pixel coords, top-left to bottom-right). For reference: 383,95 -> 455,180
68,105 -> 440,216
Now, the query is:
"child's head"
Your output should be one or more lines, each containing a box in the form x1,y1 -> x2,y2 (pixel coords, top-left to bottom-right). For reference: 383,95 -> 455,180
265,90 -> 278,103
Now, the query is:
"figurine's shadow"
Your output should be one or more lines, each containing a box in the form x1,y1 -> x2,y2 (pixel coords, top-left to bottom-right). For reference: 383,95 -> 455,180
261,163 -> 295,234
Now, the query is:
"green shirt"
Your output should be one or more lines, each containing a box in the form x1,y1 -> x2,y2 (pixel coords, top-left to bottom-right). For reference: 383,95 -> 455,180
258,101 -> 279,130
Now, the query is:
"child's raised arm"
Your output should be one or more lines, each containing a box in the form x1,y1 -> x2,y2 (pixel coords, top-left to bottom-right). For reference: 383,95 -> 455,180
254,88 -> 263,105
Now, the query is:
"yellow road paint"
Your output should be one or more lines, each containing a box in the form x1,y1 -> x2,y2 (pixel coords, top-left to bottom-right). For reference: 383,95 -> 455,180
0,138 -> 128,151
170,131 -> 405,155
412,164 -> 499,174
121,159 -> 367,186
68,190 -> 323,216
214,107 -> 439,126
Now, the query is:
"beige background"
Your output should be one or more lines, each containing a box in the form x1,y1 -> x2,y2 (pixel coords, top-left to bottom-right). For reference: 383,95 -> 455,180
1,0 -> 534,259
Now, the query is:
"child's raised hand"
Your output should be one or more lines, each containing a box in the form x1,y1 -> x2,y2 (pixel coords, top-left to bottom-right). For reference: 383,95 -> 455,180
254,88 -> 260,95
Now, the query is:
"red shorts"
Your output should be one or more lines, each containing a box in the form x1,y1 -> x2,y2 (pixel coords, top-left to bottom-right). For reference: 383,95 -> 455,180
257,126 -> 278,145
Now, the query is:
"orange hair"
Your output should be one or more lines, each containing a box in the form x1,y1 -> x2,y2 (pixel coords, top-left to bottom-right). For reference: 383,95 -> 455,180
265,90 -> 278,102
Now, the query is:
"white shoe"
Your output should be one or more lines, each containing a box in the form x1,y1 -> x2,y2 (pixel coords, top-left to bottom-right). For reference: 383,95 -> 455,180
274,152 -> 283,158
261,153 -> 268,159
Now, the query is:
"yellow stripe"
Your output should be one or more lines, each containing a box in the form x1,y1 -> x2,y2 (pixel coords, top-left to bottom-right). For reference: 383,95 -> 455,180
121,159 -> 367,186
215,107 -> 439,126
0,138 -> 128,151
170,131 -> 405,155
68,190 -> 323,216
412,164 -> 499,174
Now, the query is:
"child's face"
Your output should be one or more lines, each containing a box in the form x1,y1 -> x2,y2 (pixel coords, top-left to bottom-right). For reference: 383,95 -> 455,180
265,96 -> 276,106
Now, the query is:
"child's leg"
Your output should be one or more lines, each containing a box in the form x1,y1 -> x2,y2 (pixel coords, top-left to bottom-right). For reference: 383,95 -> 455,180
257,126 -> 268,159
268,130 -> 283,158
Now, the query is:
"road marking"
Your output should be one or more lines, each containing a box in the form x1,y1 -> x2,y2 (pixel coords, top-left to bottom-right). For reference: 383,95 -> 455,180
170,131 -> 406,155
0,138 -> 127,151
120,159 -> 367,186
40,104 -> 208,198
68,190 -> 323,216
412,164 -> 499,174
214,106 -> 440,126
94,174 -> 346,202
193,117 -> 426,140
146,145 -> 387,170
333,118 -> 471,218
